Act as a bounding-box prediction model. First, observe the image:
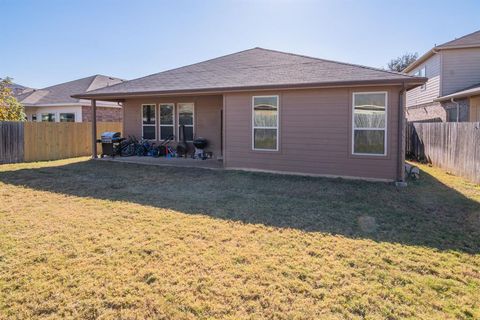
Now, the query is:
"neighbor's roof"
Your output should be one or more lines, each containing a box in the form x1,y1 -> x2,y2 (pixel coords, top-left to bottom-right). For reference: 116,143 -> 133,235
1,80 -> 34,95
404,30 -> 480,73
73,48 -> 425,100
18,75 -> 125,107
435,82 -> 480,102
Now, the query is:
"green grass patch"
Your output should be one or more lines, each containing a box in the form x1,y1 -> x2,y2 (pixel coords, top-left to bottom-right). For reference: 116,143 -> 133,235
0,158 -> 479,319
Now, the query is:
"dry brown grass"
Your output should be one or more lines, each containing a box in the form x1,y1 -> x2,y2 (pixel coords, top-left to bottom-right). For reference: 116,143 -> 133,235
0,158 -> 479,319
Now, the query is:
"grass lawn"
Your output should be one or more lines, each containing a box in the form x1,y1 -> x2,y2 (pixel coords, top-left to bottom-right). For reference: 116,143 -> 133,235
0,158 -> 479,319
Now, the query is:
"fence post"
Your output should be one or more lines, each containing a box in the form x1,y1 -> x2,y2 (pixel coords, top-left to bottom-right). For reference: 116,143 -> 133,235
91,99 -> 97,159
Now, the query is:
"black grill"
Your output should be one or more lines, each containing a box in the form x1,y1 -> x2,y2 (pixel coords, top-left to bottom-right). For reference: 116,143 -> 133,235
97,132 -> 124,157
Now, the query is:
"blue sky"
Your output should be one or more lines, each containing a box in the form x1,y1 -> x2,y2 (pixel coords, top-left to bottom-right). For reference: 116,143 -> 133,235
1,0 -> 479,88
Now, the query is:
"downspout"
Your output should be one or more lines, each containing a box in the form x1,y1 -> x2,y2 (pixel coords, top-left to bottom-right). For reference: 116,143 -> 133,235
396,83 -> 407,185
451,98 -> 460,122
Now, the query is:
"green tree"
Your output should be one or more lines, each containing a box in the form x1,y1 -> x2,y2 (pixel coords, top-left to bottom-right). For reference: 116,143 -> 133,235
0,77 -> 26,121
387,53 -> 419,72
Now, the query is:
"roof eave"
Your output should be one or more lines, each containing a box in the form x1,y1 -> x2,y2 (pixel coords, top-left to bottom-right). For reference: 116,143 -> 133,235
72,78 -> 426,100
403,49 -> 436,73
434,89 -> 480,102
404,44 -> 480,73
21,102 -> 121,107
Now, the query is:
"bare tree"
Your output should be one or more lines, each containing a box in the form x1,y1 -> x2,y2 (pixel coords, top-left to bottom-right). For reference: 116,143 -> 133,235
387,53 -> 419,72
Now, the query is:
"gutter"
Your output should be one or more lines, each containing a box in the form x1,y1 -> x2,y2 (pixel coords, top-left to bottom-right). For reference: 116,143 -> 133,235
403,48 -> 440,73
396,83 -> 407,186
71,78 -> 426,100
451,98 -> 460,122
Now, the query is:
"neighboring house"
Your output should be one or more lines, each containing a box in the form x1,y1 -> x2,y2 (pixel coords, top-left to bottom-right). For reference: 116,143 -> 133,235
16,75 -> 125,122
8,82 -> 34,96
405,30 -> 480,122
73,48 -> 425,182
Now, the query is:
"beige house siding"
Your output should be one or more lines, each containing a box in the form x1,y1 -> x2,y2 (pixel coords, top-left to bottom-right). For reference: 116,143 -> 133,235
223,87 -> 401,181
406,53 -> 441,107
470,96 -> 480,121
122,95 -> 223,157
442,48 -> 480,95
24,107 -> 38,121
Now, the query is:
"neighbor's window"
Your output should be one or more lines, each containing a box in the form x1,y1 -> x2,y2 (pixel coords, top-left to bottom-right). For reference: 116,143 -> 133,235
159,104 -> 175,140
60,113 -> 75,122
178,103 -> 194,141
142,104 -> 156,140
352,92 -> 387,155
41,113 -> 55,122
252,96 -> 278,150
414,66 -> 427,91
447,107 -> 459,122
31,114 -> 37,122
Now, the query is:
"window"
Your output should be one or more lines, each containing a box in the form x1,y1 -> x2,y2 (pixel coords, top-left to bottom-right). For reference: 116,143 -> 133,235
41,113 -> 55,122
414,66 -> 426,91
252,96 -> 279,151
60,113 -> 75,122
352,92 -> 387,156
159,104 -> 175,140
142,104 -> 156,140
178,103 -> 194,141
31,114 -> 37,122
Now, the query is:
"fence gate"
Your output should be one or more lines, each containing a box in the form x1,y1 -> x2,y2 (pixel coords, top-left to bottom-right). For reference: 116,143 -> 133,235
0,121 -> 24,164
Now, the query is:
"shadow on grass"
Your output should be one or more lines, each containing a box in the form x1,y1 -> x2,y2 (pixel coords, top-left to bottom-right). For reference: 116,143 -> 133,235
1,160 -> 479,253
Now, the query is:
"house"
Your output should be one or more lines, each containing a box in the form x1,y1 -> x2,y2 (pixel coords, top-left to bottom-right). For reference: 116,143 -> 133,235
17,75 -> 125,122
73,48 -> 425,182
405,30 -> 480,122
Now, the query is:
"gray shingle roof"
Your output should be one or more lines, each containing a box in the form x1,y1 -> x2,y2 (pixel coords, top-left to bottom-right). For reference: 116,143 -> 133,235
404,30 -> 480,73
437,30 -> 480,48
18,75 -> 124,106
74,48 -> 423,99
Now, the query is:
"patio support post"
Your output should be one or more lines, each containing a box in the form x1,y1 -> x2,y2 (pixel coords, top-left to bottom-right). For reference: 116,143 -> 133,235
91,99 -> 97,159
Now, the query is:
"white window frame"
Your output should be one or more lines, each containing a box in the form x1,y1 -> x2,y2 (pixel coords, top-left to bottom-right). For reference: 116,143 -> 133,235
59,112 -> 76,122
41,113 -> 56,122
252,95 -> 279,151
352,91 -> 388,157
159,103 -> 175,141
177,102 -> 195,142
141,104 -> 157,140
414,66 -> 427,91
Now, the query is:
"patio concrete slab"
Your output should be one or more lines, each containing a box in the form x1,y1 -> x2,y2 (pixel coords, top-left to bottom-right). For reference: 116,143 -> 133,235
97,156 -> 223,170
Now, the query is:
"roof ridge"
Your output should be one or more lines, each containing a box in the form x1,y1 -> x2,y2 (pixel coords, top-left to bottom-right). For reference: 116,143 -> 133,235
437,29 -> 480,48
83,48 -> 261,95
254,47 -> 416,78
41,75 -> 97,90
84,47 -> 415,96
85,74 -> 125,92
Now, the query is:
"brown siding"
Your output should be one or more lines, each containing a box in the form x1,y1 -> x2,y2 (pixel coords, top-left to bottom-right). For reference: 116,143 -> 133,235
224,87 -> 401,181
470,96 -> 480,121
122,95 -> 223,157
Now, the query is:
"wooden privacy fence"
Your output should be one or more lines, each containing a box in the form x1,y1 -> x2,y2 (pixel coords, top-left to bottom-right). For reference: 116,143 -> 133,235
0,122 -> 25,164
0,122 -> 122,164
406,122 -> 480,183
